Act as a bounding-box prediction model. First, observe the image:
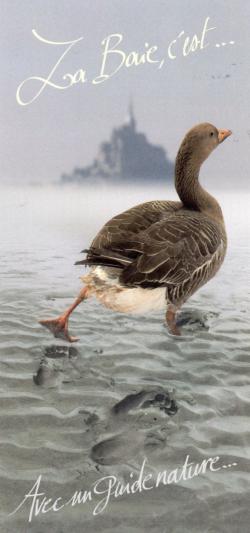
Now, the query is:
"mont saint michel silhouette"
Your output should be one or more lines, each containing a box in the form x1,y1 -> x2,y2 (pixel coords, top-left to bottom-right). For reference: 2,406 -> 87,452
61,103 -> 174,184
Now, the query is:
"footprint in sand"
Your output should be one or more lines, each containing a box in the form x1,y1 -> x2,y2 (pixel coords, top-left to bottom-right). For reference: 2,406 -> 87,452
90,389 -> 178,465
176,309 -> 219,332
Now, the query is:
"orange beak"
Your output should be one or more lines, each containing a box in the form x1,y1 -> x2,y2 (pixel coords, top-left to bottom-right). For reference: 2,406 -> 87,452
218,129 -> 232,143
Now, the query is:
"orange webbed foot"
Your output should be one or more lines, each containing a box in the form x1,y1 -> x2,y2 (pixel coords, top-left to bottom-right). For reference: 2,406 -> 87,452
39,316 -> 79,343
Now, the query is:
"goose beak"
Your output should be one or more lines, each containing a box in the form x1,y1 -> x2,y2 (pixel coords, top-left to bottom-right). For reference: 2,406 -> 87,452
218,129 -> 232,143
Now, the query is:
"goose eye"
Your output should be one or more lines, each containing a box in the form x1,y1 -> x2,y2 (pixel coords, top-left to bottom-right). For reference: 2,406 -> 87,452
210,131 -> 214,137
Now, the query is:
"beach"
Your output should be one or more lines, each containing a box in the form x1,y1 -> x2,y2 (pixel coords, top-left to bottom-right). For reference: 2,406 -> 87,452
0,184 -> 249,532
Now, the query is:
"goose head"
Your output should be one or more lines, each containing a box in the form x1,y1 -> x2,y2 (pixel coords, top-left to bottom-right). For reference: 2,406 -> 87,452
178,123 -> 232,166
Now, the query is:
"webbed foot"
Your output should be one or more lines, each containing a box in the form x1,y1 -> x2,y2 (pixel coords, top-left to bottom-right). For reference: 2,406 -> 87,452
167,323 -> 181,336
39,316 -> 79,343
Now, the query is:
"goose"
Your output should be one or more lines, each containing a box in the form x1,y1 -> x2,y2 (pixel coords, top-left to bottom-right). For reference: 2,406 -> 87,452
40,123 -> 232,342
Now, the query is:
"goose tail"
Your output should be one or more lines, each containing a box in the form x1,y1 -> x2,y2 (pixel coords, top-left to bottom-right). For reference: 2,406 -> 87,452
75,247 -> 132,269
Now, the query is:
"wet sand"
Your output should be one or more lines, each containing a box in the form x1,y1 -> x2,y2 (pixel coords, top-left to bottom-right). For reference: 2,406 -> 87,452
0,185 -> 249,532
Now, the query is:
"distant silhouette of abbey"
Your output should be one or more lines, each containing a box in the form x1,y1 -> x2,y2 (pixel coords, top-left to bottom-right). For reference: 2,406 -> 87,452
61,103 -> 174,183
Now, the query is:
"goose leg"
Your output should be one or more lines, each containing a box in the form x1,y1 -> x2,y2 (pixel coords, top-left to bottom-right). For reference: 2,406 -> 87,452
39,286 -> 89,343
166,306 -> 181,336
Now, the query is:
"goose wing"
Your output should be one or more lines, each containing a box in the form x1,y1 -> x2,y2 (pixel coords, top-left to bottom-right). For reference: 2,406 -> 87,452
80,210 -> 225,290
118,211 -> 225,288
90,200 -> 182,250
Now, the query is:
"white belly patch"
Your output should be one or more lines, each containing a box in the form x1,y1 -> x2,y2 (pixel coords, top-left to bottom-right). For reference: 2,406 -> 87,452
81,266 -> 167,314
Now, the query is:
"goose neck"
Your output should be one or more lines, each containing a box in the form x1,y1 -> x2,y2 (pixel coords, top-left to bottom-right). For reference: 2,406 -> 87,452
174,149 -> 223,223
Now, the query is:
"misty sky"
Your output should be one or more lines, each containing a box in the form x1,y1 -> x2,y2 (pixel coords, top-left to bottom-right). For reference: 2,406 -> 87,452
1,0 -> 250,188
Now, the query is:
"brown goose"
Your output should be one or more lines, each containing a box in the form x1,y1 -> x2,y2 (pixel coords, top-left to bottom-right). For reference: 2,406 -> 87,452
40,123 -> 232,341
